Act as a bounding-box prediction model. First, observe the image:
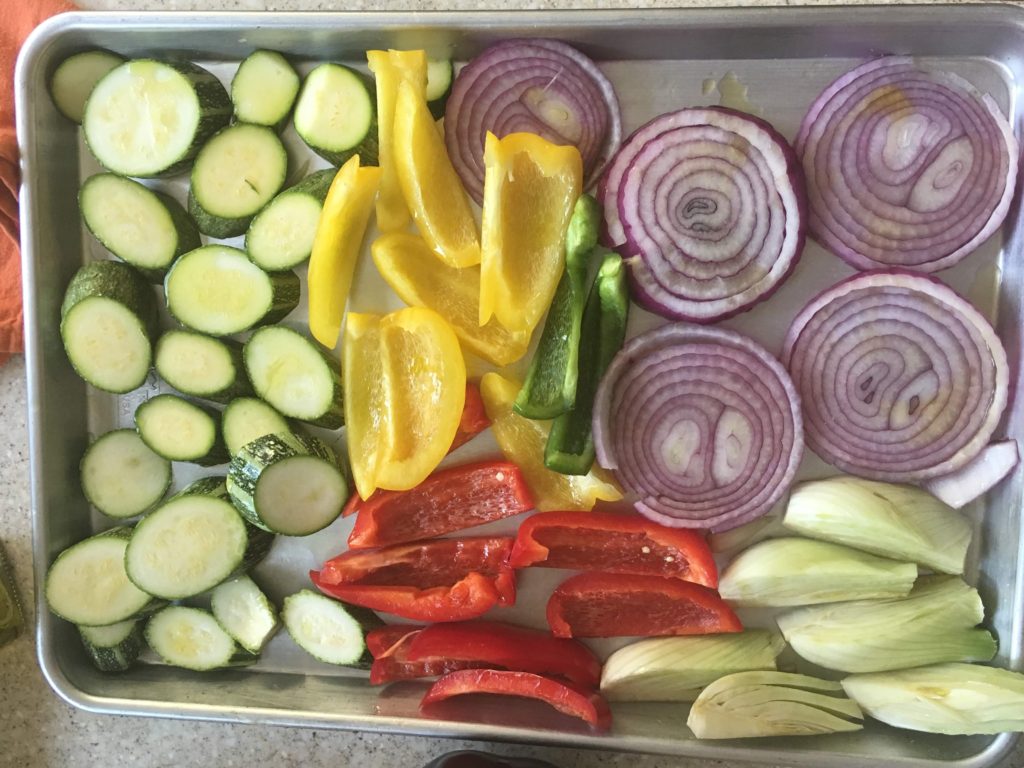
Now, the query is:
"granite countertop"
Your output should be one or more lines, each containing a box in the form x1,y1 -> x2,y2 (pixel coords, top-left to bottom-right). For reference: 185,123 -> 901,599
2,1 -> 1019,766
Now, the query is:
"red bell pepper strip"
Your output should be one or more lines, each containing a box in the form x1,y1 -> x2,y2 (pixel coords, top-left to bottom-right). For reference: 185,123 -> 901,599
421,669 -> 612,731
348,461 -> 535,549
546,572 -> 742,639
404,620 -> 601,687
343,382 -> 492,518
366,624 -> 424,658
311,537 -> 516,622
369,627 -> 483,685
450,380 -> 490,452
509,511 -> 718,588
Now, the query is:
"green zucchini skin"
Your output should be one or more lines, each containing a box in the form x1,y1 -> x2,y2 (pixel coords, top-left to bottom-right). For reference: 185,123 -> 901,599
287,167 -> 336,202
78,619 -> 146,672
261,271 -> 302,326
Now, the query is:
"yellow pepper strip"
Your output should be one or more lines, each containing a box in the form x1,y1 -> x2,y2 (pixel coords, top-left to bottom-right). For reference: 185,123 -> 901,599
393,80 -> 481,268
308,156 -> 381,349
344,312 -> 386,500
367,50 -> 427,233
375,307 -> 467,491
372,232 -> 530,367
480,372 -> 622,511
479,132 -> 583,336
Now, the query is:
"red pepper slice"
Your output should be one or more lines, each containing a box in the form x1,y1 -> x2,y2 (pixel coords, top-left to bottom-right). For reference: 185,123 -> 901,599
450,381 -> 491,452
344,383 -> 493,518
311,537 -> 516,622
404,620 -> 601,687
546,572 -> 742,638
369,627 -> 482,685
348,461 -> 535,549
366,624 -> 425,658
421,669 -> 612,731
509,511 -> 718,588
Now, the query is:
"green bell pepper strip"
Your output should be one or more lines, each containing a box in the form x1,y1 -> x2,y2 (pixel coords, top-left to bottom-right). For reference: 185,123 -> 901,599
544,252 -> 629,475
513,194 -> 601,420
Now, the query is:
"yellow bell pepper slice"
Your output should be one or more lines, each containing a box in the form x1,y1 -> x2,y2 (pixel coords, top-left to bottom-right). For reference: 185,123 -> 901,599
480,372 -> 622,511
375,306 -> 467,491
393,79 -> 481,268
343,312 -> 386,499
479,132 -> 582,336
367,49 -> 427,233
371,232 -> 530,367
308,156 -> 381,349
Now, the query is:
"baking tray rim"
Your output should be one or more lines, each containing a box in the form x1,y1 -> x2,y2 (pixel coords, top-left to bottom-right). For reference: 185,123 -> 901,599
15,6 -> 1024,767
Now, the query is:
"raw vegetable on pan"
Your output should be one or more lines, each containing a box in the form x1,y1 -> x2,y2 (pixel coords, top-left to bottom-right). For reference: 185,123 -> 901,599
45,35 -> 1024,745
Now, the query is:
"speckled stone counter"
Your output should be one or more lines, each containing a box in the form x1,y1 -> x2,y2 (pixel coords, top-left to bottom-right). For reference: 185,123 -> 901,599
2,1 -> 1020,766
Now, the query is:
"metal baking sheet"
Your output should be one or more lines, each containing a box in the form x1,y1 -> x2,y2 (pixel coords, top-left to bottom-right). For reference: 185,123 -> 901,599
16,6 -> 1024,766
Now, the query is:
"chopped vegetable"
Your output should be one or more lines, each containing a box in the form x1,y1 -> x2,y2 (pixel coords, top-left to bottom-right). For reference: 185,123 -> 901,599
210,575 -> 279,654
783,476 -> 972,574
146,606 -> 256,671
134,393 -> 228,466
293,63 -> 378,167
344,313 -> 386,500
544,251 -> 629,475
708,511 -> 787,554
842,662 -> 1024,735
154,330 -> 252,404
424,59 -> 453,119
307,156 -> 381,349
347,460 -> 533,549
481,372 -> 622,511
393,79 -> 481,267
776,576 -> 997,673
515,194 -> 601,419
718,537 -> 917,607
546,572 -> 742,638
592,324 -> 802,531
371,232 -> 530,366
923,440 -> 1020,509
245,168 -> 335,272
282,589 -> 381,668
509,511 -> 718,588
422,669 -> 612,731
444,39 -> 621,205
687,671 -> 863,739
311,537 -> 516,622
783,271 -> 1009,482
796,57 -> 1018,272
367,624 -> 424,658
370,626 -> 479,685
479,132 -> 582,337
79,619 -> 145,672
367,49 -> 427,233
600,630 -> 785,702
49,49 -> 124,124
222,397 -> 290,457
450,381 -> 490,452
403,621 -> 602,687
603,106 -> 806,323
230,49 -> 299,130
80,429 -> 171,519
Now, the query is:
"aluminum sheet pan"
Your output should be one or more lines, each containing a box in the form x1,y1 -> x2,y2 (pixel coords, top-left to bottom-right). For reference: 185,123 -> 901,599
16,6 -> 1024,767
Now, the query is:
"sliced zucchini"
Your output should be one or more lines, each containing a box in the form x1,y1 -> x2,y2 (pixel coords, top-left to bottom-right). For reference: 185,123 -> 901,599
282,589 -> 381,667
243,326 -> 344,429
210,575 -> 279,653
60,260 -> 159,394
125,477 -> 273,600
222,397 -> 291,456
155,329 -> 253,403
79,174 -> 200,282
81,428 -> 172,519
294,63 -> 378,166
187,123 -> 289,238
146,606 -> 257,671
134,393 -> 228,465
231,50 -> 300,130
425,59 -> 453,120
79,619 -> 145,672
165,245 -> 299,335
227,432 -> 348,535
244,168 -> 335,271
45,527 -> 164,627
83,59 -> 231,177
50,49 -> 125,124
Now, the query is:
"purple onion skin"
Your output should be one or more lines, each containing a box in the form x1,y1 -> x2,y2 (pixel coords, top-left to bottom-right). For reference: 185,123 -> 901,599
605,106 -> 809,324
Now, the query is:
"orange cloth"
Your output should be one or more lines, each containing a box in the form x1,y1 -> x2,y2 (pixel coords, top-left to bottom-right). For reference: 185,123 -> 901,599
0,0 -> 74,364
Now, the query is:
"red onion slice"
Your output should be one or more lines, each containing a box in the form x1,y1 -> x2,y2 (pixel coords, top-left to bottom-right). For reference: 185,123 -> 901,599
444,39 -> 622,205
604,107 -> 806,323
593,324 -> 803,532
923,440 -> 1019,510
796,57 -> 1018,272
783,271 -> 1009,482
